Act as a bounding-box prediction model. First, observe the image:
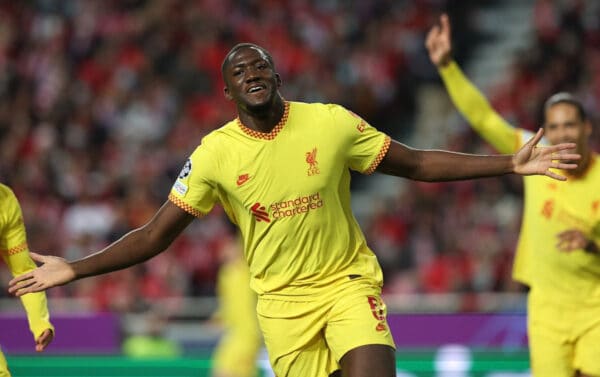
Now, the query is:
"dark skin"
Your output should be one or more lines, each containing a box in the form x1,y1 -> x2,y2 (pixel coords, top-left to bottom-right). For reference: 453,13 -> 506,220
8,45 -> 580,377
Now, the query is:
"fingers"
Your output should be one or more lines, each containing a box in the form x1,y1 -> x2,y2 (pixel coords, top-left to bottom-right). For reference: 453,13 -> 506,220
8,274 -> 42,296
554,163 -> 578,170
549,142 -> 578,152
527,128 -> 544,147
440,13 -> 451,36
29,252 -> 47,263
545,170 -> 567,181
551,153 -> 580,161
556,230 -> 587,252
425,25 -> 439,49
8,272 -> 34,291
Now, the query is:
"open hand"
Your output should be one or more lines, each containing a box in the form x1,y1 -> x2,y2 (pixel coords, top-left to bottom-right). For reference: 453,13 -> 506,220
425,13 -> 452,68
512,128 -> 580,180
8,252 -> 76,297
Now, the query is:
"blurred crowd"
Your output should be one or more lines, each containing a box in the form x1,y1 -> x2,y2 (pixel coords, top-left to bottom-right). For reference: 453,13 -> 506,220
0,0 -> 598,313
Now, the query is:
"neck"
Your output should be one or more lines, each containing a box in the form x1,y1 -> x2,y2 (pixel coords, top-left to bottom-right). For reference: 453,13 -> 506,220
238,96 -> 285,133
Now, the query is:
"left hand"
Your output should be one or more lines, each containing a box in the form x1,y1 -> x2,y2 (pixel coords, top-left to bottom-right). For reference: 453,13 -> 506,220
513,128 -> 580,180
35,328 -> 54,352
557,229 -> 597,253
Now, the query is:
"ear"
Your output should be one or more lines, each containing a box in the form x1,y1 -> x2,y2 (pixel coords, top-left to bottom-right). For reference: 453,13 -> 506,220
275,73 -> 282,88
224,86 -> 233,101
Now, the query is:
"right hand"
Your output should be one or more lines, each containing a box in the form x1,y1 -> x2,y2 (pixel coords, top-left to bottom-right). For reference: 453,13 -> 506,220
8,252 -> 76,296
425,13 -> 452,68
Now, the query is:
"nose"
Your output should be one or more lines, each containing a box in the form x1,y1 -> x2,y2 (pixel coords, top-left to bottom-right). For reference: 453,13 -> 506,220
245,67 -> 260,83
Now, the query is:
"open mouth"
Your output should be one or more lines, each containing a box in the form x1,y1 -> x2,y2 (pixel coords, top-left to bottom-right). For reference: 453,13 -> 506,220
247,85 -> 266,94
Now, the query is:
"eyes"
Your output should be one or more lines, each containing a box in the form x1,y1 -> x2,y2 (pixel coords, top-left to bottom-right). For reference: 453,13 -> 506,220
231,62 -> 269,77
546,122 -> 579,131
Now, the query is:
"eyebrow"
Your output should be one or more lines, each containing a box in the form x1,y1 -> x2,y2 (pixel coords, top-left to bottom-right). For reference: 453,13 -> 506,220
231,58 -> 268,70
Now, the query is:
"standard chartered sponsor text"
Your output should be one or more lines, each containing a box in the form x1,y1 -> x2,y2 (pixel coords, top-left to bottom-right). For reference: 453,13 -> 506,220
270,192 -> 323,219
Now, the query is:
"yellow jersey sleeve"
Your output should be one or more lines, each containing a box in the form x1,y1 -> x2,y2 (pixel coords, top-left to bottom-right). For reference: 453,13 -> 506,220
168,137 -> 220,218
0,184 -> 54,340
327,104 -> 391,174
439,61 -> 524,153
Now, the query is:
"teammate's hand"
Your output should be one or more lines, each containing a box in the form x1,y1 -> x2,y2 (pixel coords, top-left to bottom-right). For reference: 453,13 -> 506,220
8,252 -> 76,296
425,13 -> 452,68
512,128 -> 580,180
35,328 -> 54,352
557,229 -> 598,253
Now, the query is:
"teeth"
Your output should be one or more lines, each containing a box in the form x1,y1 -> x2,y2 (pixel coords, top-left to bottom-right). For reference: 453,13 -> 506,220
249,86 -> 263,93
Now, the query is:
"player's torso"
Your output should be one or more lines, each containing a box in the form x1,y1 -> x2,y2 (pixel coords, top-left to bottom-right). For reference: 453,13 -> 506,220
522,155 -> 600,296
216,103 -> 347,227
210,102 -> 369,294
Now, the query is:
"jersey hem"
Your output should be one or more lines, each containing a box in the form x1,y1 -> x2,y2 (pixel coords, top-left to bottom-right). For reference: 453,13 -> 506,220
168,193 -> 206,218
364,136 -> 391,175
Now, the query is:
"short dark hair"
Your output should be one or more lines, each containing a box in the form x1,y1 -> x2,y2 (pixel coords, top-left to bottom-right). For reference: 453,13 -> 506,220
544,92 -> 587,122
221,43 -> 275,78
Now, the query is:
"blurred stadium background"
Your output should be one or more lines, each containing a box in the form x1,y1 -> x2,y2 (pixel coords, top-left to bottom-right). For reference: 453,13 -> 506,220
1,0 -> 599,376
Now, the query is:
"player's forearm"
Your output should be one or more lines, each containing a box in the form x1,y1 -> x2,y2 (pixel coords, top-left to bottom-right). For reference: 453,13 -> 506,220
20,292 -> 53,338
407,149 -> 514,182
70,226 -> 172,279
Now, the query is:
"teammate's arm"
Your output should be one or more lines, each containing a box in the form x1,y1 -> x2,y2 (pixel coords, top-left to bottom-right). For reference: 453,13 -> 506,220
377,128 -> 578,182
1,189 -> 55,351
426,14 -> 522,154
9,201 -> 194,296
5,251 -> 55,351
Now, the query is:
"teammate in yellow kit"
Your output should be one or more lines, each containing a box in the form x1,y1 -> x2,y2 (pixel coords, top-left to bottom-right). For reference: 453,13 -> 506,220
0,184 -> 54,376
426,14 -> 600,377
211,237 -> 260,377
8,43 -> 579,377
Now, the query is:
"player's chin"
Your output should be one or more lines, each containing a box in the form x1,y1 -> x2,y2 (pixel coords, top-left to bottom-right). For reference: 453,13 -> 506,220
245,100 -> 273,113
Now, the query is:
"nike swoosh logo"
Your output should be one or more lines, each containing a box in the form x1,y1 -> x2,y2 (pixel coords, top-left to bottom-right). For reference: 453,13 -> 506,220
237,174 -> 250,186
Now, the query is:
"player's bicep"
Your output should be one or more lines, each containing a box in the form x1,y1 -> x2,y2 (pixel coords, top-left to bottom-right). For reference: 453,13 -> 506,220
327,104 -> 391,173
169,145 -> 220,216
142,200 -> 195,248
376,140 -> 419,177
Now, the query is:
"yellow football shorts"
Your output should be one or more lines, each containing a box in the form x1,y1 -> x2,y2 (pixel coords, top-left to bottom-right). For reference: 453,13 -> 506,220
528,290 -> 600,377
257,277 -> 395,377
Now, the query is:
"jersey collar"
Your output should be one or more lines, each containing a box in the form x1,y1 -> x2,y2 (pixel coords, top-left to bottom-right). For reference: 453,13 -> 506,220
236,101 -> 290,140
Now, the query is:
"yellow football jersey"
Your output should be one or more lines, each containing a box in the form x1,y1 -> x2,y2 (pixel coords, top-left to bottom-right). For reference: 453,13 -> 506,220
440,62 -> 600,302
170,101 -> 391,296
0,183 -> 54,339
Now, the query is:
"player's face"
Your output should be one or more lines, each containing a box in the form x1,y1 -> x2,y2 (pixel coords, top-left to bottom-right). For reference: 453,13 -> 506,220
544,103 -> 591,156
223,47 -> 281,111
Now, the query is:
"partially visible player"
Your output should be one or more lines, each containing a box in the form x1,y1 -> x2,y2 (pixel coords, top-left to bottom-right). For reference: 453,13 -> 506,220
0,183 -> 54,376
211,236 -> 261,377
426,14 -> 600,377
8,43 -> 580,377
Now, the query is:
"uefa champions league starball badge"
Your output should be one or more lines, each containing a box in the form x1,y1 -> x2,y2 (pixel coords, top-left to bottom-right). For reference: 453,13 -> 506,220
178,159 -> 192,179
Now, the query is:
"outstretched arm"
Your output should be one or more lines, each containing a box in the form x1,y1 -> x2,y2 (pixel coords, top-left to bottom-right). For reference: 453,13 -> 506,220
377,128 -> 579,181
9,201 -> 194,296
426,13 -> 521,153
